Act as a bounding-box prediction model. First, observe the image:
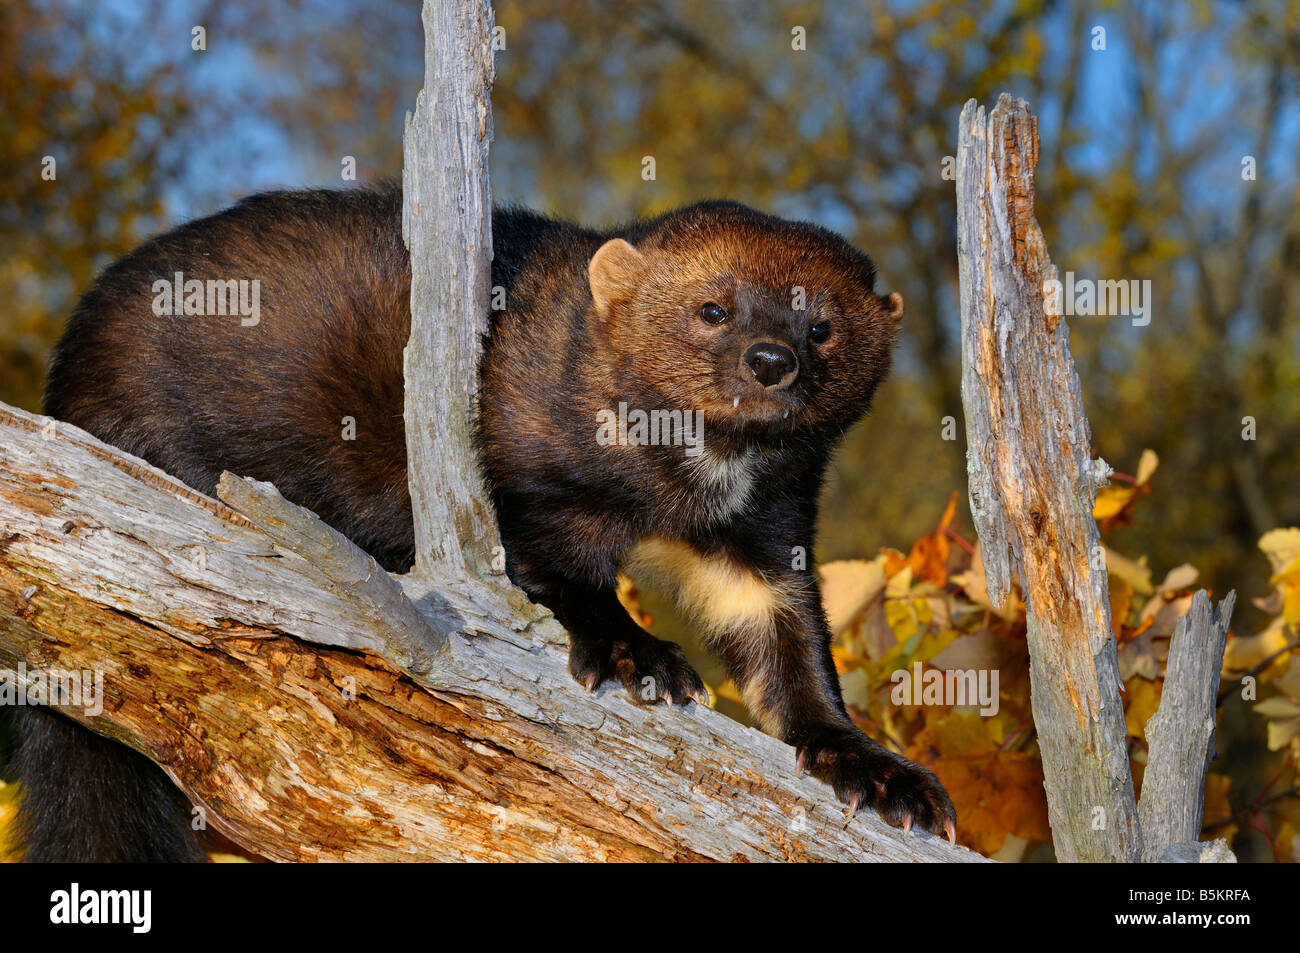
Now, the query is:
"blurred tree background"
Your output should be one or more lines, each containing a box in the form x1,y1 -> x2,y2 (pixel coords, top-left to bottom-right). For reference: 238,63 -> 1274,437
1,0 -> 1298,860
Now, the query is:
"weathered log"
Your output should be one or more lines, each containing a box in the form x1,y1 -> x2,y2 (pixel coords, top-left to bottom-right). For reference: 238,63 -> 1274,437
955,94 -> 1140,861
216,472 -> 447,674
0,401 -> 983,861
1139,589 -> 1236,862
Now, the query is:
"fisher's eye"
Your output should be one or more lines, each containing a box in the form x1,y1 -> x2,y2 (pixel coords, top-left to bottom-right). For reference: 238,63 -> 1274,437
809,321 -> 831,344
700,302 -> 729,325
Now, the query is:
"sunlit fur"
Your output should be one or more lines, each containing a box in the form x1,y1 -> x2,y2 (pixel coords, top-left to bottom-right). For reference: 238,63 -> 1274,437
622,536 -> 790,642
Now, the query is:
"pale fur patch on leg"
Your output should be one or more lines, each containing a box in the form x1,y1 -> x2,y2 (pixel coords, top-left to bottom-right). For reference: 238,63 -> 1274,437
623,536 -> 798,733
623,536 -> 787,640
741,677 -> 787,737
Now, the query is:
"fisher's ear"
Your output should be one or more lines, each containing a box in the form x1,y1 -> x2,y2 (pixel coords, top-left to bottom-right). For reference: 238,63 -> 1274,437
588,239 -> 646,319
881,292 -> 904,325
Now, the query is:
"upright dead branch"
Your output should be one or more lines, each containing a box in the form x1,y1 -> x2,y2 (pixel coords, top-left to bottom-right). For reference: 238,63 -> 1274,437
1139,590 -> 1236,861
956,94 -> 1140,862
402,0 -> 501,579
956,94 -> 1237,863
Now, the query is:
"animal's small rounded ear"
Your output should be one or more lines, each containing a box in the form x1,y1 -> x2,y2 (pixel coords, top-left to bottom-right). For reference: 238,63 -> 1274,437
882,292 -> 904,324
589,239 -> 646,317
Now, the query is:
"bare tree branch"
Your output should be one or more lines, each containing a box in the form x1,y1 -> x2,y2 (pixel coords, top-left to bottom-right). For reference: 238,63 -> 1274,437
956,94 -> 1140,862
1139,589 -> 1236,862
402,0 -> 502,579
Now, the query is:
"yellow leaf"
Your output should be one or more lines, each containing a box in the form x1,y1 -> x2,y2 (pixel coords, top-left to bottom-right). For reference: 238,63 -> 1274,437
1093,485 -> 1137,521
884,564 -> 914,598
1105,546 -> 1154,596
1224,619 -> 1291,672
1155,563 -> 1198,594
819,557 -> 887,635
1284,580 -> 1300,629
1125,677 -> 1163,739
915,627 -> 957,664
1266,716 -> 1300,751
1273,658 -> 1300,697
932,629 -> 1000,671
1260,528 -> 1300,576
884,597 -> 919,643
1254,697 -> 1300,719
1134,449 -> 1159,485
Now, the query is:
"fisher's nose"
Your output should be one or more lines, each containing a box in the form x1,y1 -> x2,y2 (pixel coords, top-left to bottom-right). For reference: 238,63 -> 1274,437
741,341 -> 798,389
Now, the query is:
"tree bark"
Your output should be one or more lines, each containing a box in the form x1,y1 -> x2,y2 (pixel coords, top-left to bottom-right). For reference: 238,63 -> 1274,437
0,402 -> 982,862
402,0 -> 501,580
956,94 -> 1236,863
956,94 -> 1140,862
1138,589 -> 1236,862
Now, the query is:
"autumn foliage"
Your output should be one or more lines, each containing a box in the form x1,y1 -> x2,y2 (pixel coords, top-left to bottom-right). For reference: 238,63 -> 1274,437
804,454 -> 1300,861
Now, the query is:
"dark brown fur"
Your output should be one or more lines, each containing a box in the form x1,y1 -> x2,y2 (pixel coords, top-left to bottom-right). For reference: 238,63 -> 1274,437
14,185 -> 954,861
